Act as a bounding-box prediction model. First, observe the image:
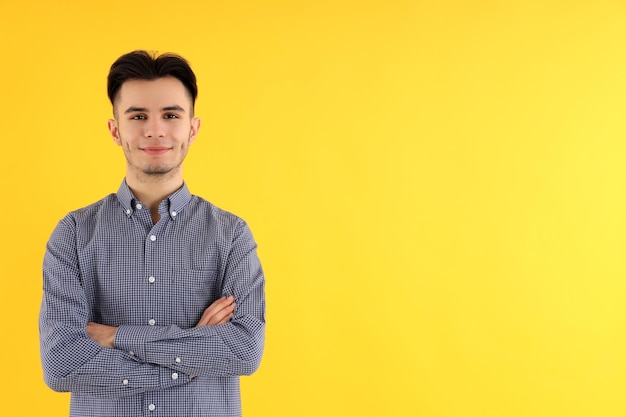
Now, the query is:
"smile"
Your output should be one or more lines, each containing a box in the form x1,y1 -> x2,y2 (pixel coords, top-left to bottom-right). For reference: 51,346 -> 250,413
141,147 -> 171,155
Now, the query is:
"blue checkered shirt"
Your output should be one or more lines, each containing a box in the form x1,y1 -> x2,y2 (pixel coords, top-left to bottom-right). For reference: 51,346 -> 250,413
39,180 -> 265,417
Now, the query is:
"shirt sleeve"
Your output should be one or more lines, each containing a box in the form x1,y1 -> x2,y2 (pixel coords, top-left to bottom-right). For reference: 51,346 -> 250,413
39,216 -> 192,398
114,219 -> 266,378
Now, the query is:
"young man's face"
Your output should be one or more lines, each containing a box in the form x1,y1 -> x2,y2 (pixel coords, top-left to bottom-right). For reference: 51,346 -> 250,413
108,76 -> 200,178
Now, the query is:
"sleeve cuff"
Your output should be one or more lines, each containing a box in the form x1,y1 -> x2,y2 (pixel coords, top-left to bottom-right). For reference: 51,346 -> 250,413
159,366 -> 191,389
114,325 -> 153,361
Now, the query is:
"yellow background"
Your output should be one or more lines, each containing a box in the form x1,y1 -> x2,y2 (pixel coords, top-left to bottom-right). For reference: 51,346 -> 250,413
1,0 -> 626,416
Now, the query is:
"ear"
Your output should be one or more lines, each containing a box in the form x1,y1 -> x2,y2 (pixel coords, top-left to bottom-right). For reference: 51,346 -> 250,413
189,117 -> 201,145
108,119 -> 122,146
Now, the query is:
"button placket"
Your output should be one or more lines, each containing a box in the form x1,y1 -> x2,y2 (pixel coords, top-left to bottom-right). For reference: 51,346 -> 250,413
144,211 -> 169,335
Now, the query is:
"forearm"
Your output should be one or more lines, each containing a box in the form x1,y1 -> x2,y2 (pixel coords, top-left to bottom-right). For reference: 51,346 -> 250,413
40,216 -> 192,398
40,318 -> 191,398
116,233 -> 266,378
114,315 -> 265,377
114,220 -> 267,378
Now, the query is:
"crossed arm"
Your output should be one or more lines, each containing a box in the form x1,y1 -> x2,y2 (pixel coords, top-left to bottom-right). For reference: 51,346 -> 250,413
40,215 -> 265,398
86,296 -> 237,348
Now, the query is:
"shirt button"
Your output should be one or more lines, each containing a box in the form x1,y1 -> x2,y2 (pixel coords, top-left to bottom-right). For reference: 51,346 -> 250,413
125,209 -> 131,215
175,357 -> 181,363
150,235 -> 157,241
171,372 -> 179,380
129,351 -> 134,356
171,211 -> 177,217
148,319 -> 156,326
148,276 -> 156,283
136,203 -> 143,210
148,404 -> 156,411
122,379 -> 129,385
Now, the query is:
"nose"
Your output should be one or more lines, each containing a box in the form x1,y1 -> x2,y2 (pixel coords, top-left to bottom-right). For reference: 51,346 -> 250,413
144,118 -> 166,138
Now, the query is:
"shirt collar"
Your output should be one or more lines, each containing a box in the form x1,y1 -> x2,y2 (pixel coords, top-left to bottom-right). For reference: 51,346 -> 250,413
116,179 -> 193,220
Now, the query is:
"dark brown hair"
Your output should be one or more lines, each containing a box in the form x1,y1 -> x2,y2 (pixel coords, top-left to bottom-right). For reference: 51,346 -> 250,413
107,50 -> 198,115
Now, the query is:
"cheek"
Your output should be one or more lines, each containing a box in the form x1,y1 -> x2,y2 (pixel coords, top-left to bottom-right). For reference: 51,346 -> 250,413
175,128 -> 194,145
118,127 -> 141,145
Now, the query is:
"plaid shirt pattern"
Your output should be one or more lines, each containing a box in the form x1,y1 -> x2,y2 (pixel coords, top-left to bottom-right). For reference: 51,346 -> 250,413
39,180 -> 265,417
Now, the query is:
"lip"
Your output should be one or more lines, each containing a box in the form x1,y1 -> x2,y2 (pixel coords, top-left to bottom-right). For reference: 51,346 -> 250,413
141,146 -> 171,155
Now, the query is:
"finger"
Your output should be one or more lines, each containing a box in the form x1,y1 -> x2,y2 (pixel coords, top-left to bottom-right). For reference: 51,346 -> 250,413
196,297 -> 227,325
204,296 -> 234,315
207,303 -> 236,326
198,302 -> 236,327
196,296 -> 236,326
196,308 -> 213,327
205,302 -> 236,326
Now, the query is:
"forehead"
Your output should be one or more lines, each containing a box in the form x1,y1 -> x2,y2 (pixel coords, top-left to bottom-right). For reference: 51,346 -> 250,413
115,77 -> 192,110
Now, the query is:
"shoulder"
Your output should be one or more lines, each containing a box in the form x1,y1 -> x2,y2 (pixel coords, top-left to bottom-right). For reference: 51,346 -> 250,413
189,195 -> 246,226
53,194 -> 119,235
187,196 -> 254,242
65,194 -> 119,223
47,194 -> 118,246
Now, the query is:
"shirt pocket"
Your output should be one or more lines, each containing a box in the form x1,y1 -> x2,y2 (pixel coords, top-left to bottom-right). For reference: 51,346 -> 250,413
171,268 -> 221,328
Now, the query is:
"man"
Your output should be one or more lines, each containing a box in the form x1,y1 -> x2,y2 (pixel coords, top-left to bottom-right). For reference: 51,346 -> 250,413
39,50 -> 266,417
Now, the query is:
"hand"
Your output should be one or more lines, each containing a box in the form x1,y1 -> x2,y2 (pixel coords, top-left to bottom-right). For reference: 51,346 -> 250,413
86,322 -> 118,348
196,296 -> 236,327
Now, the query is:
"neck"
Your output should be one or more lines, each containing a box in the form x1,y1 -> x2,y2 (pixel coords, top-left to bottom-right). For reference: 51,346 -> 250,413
125,167 -> 184,221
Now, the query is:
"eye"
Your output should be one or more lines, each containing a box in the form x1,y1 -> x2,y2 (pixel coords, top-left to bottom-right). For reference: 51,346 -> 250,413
131,114 -> 146,120
164,113 -> 179,119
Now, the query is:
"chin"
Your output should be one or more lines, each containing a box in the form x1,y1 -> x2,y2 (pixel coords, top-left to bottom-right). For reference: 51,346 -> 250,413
141,162 -> 183,176
143,169 -> 174,176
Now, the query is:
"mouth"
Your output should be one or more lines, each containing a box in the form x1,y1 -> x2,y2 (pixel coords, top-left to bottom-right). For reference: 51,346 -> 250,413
141,146 -> 172,156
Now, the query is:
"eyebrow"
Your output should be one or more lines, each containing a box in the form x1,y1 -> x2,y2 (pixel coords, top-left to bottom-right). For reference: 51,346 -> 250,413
124,105 -> 186,114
